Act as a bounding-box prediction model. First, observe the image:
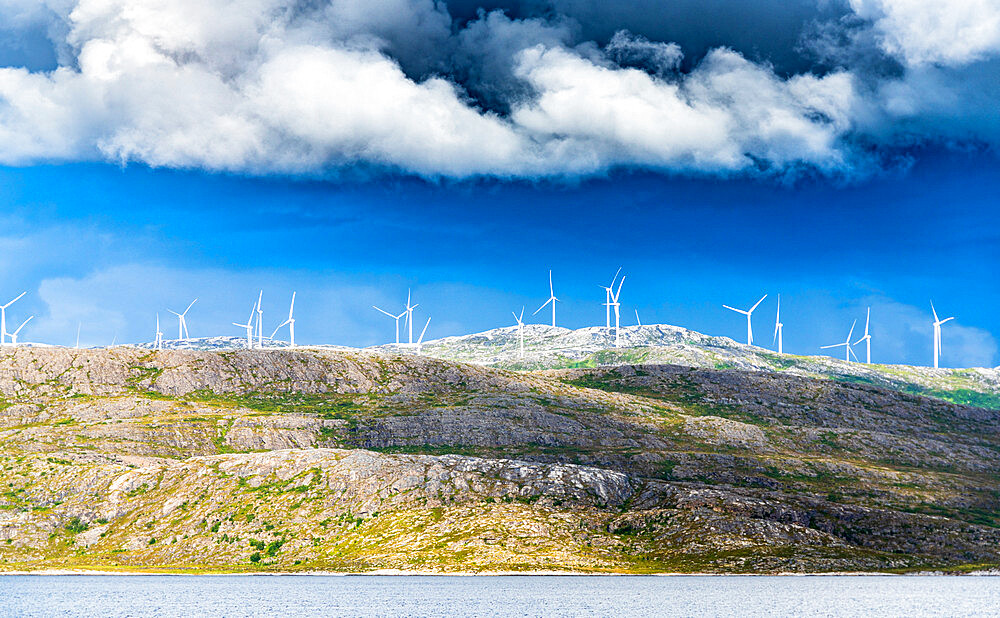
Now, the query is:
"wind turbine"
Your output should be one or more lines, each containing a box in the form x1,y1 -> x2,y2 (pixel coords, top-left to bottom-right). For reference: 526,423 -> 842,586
168,298 -> 197,340
233,303 -> 256,349
0,292 -> 26,346
416,317 -> 431,354
854,307 -> 871,364
512,307 -> 525,358
773,294 -> 784,354
600,268 -> 622,329
723,294 -> 767,346
373,305 -> 407,345
533,270 -> 559,327
404,290 -> 419,345
254,291 -> 263,349
609,274 -> 625,347
270,292 -> 296,347
9,316 -> 32,347
930,301 -> 954,369
155,314 -> 164,350
821,320 -> 858,362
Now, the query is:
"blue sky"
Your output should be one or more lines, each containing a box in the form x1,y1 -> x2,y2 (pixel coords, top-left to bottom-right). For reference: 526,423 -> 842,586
0,148 -> 996,367
0,1 -> 997,366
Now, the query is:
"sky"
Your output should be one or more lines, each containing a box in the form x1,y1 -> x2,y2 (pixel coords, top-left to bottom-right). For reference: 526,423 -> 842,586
0,0 -> 997,367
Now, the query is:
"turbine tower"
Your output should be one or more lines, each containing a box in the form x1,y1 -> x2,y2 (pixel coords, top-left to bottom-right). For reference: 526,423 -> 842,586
773,294 -> 784,354
233,304 -> 255,349
723,294 -> 767,346
155,314 -> 164,350
821,320 -> 858,362
0,292 -> 26,346
373,305 -> 406,345
255,291 -> 263,349
600,268 -> 622,329
270,292 -> 296,347
930,301 -> 955,369
404,290 -> 419,345
854,307 -> 872,364
609,274 -> 625,347
512,307 -> 525,358
168,299 -> 197,340
533,270 -> 559,327
9,316 -> 32,347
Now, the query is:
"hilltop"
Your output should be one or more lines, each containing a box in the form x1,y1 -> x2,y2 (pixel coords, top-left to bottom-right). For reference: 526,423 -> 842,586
0,346 -> 998,574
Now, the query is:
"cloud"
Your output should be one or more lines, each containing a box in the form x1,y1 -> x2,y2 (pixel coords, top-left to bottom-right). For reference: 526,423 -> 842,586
848,0 -> 1000,66
0,0 -> 995,179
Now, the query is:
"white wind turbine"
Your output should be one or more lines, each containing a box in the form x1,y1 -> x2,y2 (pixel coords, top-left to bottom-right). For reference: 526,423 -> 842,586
609,274 -> 625,347
373,305 -> 407,345
254,291 -> 263,349
533,270 -> 559,327
168,299 -> 197,340
9,316 -> 32,347
854,307 -> 872,364
930,301 -> 954,369
233,303 -> 256,349
0,292 -> 26,346
600,268 -> 622,329
723,294 -> 767,346
512,307 -> 525,358
416,317 -> 431,354
155,314 -> 164,350
773,294 -> 784,354
404,290 -> 419,345
821,320 -> 858,362
270,292 -> 296,347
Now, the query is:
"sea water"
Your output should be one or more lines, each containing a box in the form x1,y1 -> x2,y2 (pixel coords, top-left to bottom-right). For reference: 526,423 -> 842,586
2,574 -> 998,617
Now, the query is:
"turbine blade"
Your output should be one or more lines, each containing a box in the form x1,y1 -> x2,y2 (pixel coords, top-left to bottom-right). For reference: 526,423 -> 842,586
14,315 -> 33,335
519,307 -> 524,321
722,305 -> 748,315
940,316 -> 954,324
930,300 -> 938,322
847,319 -> 856,343
820,343 -> 846,349
418,317 -> 431,344
533,298 -> 552,315
749,294 -> 767,313
548,270 -> 554,296
613,275 -> 625,300
184,298 -> 198,314
849,346 -> 859,362
373,306 -> 395,318
288,292 -> 296,319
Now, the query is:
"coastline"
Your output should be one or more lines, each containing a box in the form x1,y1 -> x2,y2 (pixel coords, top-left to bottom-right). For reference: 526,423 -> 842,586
3,568 -> 995,577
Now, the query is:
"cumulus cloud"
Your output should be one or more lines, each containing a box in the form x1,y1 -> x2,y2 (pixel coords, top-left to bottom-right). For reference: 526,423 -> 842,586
849,0 -> 1000,66
0,0 -> 995,178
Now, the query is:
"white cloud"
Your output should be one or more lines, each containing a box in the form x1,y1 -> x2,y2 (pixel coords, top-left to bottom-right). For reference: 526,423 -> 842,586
849,0 -> 1000,66
0,0 -> 993,178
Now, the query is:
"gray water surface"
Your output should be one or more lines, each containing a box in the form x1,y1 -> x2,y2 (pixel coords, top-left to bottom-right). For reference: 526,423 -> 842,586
1,574 -> 998,617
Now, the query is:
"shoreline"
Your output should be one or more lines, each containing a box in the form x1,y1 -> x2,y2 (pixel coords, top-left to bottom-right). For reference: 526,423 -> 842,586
2,568 -> 996,577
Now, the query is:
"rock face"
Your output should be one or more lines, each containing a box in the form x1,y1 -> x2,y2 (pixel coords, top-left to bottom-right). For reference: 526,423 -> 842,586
0,347 -> 998,573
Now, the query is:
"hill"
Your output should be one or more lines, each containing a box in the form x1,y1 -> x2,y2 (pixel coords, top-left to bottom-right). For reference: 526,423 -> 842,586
0,347 -> 997,573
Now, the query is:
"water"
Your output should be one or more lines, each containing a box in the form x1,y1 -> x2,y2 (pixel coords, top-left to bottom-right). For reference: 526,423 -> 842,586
1,575 -> 998,617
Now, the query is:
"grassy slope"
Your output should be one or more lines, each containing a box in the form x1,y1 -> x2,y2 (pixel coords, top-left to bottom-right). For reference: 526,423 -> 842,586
0,348 -> 998,573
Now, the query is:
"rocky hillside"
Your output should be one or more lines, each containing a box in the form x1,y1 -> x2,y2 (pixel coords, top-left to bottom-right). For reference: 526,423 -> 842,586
0,347 -> 997,573
409,324 -> 1000,409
